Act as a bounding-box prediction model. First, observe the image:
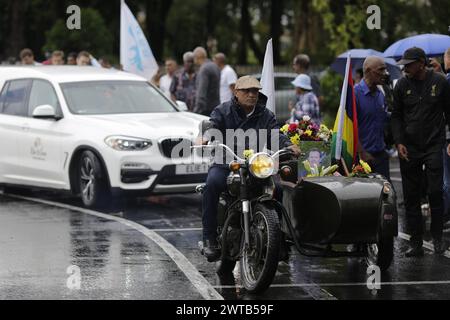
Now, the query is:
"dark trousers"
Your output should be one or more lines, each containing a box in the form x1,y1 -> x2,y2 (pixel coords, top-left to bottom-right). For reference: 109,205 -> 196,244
443,144 -> 450,220
400,150 -> 444,243
367,150 -> 391,181
202,165 -> 229,241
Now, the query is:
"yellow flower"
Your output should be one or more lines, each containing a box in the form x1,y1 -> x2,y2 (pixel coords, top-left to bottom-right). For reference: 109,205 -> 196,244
243,149 -> 254,159
280,124 -> 289,134
303,160 -> 311,173
305,129 -> 312,136
290,134 -> 300,145
320,124 -> 329,131
359,160 -> 372,174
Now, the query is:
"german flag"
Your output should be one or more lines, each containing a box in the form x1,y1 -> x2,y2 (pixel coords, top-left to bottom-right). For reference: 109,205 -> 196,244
331,54 -> 359,172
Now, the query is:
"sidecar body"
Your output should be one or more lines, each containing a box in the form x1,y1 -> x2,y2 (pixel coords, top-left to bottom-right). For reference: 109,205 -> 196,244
280,176 -> 398,245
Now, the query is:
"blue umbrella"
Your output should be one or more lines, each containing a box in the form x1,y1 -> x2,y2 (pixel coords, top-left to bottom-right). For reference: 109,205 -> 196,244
383,33 -> 450,59
330,49 -> 402,79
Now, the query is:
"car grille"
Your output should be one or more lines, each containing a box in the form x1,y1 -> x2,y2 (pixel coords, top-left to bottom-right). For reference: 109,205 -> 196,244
159,138 -> 192,159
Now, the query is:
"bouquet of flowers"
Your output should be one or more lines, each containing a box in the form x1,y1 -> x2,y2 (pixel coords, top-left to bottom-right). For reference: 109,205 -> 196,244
349,160 -> 372,177
280,116 -> 332,146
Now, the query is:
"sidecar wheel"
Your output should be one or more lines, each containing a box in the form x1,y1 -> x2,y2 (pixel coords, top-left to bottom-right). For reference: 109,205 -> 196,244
366,234 -> 394,272
240,204 -> 280,293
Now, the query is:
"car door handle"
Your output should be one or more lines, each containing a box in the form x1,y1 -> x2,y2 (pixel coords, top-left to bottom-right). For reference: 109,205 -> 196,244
22,124 -> 30,131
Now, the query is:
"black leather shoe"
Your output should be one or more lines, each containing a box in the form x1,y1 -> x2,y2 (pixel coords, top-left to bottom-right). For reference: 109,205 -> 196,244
203,239 -> 221,262
433,238 -> 447,254
405,245 -> 424,257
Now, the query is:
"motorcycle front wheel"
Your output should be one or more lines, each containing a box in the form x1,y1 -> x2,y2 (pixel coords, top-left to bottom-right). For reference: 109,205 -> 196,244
240,203 -> 280,293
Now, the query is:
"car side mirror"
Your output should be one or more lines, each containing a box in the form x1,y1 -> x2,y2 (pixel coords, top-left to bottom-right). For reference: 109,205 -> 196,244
32,104 -> 58,119
176,100 -> 188,111
200,120 -> 213,135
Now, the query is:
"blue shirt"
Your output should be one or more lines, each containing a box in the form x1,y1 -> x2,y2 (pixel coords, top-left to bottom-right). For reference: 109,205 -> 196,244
354,79 -> 387,153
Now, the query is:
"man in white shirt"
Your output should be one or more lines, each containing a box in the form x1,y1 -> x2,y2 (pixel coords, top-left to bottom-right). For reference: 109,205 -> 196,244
214,53 -> 238,103
159,58 -> 178,97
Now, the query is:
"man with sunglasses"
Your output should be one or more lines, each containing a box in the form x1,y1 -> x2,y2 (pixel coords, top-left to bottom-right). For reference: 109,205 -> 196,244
199,75 -> 301,262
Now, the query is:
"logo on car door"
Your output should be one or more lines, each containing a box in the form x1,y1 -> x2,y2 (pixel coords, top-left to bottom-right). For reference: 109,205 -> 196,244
30,137 -> 47,160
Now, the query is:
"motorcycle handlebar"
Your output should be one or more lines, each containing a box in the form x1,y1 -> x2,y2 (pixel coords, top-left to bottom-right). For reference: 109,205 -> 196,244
191,142 -> 300,163
191,143 -> 246,163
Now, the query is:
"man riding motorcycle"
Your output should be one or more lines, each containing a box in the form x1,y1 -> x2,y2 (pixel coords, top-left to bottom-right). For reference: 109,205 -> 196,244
198,75 -> 301,261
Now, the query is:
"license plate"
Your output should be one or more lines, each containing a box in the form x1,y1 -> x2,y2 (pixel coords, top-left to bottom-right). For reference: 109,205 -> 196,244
175,163 -> 209,175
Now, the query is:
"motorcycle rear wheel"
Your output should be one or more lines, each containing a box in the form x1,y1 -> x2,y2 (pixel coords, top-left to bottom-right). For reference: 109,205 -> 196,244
240,203 -> 280,293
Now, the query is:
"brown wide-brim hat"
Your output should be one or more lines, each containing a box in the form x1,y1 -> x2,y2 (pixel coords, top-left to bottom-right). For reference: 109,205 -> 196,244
235,75 -> 262,90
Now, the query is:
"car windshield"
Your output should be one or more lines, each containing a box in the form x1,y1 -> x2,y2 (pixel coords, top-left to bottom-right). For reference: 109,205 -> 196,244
61,80 -> 176,115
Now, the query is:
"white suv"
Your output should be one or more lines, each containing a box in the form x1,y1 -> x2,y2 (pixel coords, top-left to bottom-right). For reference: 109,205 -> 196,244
0,66 -> 209,208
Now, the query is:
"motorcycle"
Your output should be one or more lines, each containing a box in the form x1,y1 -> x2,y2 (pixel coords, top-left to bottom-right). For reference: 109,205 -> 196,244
193,131 -> 397,294
193,142 -> 292,293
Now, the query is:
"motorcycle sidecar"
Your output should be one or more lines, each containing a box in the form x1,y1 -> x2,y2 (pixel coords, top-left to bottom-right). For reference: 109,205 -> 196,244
281,176 -> 397,244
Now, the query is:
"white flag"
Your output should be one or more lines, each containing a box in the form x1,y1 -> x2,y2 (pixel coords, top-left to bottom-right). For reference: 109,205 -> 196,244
260,39 -> 275,114
120,0 -> 158,79
334,53 -> 351,161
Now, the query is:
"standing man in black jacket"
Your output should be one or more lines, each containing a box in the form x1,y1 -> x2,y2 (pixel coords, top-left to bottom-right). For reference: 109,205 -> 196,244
392,47 -> 450,256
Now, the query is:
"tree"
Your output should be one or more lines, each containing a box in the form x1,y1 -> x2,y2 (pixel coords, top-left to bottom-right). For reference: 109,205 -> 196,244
312,0 -> 366,58
270,0 -> 284,64
145,0 -> 174,61
5,0 -> 28,59
43,8 -> 113,58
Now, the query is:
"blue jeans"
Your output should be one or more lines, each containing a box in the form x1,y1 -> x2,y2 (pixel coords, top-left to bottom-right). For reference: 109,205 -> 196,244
202,165 -> 229,241
443,144 -> 450,220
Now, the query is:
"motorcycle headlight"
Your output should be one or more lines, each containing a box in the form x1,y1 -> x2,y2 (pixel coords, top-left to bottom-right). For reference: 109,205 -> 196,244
105,136 -> 152,151
249,153 -> 275,179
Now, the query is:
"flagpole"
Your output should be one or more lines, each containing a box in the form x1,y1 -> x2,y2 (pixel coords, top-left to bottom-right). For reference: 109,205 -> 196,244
334,53 -> 351,161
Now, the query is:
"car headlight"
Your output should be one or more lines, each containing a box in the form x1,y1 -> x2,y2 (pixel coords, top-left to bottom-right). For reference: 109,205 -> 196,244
105,136 -> 152,151
249,153 -> 275,179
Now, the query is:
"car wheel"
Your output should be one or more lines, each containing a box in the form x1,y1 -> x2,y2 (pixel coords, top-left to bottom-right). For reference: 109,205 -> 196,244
78,150 -> 109,208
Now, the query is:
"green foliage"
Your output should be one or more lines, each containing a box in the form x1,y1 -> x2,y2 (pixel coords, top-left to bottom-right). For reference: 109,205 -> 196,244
320,69 -> 343,115
1,0 -> 449,67
164,0 -> 207,61
43,8 -> 113,57
312,0 -> 367,57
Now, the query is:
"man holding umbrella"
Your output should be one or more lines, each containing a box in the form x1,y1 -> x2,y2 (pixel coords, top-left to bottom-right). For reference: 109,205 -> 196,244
392,47 -> 450,256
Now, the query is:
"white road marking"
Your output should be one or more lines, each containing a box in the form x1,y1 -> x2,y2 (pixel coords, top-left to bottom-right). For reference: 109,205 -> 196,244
214,280 -> 450,289
390,168 -> 401,173
5,194 -> 223,300
151,227 -> 202,232
391,177 -> 402,182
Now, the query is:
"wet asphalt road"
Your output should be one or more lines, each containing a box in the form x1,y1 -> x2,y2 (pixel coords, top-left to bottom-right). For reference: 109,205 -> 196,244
1,158 -> 450,300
